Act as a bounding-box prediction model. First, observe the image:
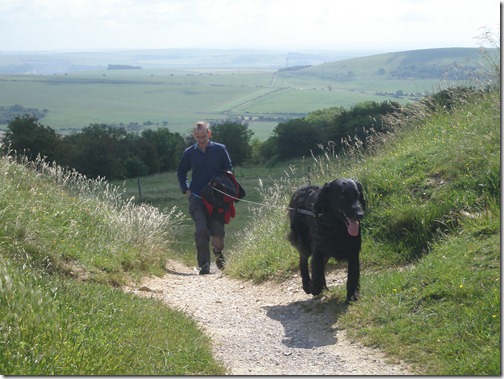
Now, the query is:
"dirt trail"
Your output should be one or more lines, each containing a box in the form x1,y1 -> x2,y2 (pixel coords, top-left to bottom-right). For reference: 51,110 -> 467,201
127,260 -> 414,375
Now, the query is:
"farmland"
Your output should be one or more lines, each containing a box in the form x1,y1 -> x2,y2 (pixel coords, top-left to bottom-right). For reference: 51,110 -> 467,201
0,47 -> 492,140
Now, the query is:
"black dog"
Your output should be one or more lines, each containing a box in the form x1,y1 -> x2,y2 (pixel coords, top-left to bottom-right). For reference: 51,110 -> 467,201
287,178 -> 365,303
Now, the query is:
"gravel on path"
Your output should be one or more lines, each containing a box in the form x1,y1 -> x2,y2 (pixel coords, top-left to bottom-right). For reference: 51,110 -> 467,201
127,260 -> 414,375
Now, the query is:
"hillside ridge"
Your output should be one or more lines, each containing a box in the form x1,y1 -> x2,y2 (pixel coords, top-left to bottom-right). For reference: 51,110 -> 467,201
0,47 -> 486,74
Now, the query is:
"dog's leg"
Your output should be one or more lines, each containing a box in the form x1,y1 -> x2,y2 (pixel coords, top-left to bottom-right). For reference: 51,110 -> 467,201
310,251 -> 326,295
322,255 -> 330,291
346,253 -> 360,303
299,254 -> 311,294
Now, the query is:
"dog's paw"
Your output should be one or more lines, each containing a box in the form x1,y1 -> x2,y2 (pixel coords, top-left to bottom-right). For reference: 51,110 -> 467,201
345,294 -> 359,304
310,286 -> 323,296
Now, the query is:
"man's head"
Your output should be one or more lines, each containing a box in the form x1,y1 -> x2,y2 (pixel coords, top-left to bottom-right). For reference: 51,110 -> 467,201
193,121 -> 211,150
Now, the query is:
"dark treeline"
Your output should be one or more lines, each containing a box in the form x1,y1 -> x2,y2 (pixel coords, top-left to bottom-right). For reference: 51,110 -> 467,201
260,100 -> 401,161
1,92 -> 464,180
3,117 -> 187,179
0,104 -> 48,124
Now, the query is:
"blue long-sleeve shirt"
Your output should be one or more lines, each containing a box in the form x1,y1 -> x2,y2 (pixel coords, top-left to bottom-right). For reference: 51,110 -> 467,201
177,141 -> 232,196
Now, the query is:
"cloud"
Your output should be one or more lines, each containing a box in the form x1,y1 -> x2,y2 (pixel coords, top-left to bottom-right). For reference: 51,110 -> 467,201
0,0 -> 500,51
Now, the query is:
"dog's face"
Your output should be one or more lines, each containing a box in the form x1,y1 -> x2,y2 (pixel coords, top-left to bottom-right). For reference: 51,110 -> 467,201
315,178 -> 365,236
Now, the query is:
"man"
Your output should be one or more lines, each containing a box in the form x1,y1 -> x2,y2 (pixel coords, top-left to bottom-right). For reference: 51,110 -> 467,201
177,121 -> 233,275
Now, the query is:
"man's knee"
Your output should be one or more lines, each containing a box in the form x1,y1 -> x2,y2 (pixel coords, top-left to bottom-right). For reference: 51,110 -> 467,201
195,225 -> 210,243
211,235 -> 224,252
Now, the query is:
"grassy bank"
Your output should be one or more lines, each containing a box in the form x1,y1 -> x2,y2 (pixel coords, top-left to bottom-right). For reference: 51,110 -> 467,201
0,156 -> 225,375
224,88 -> 500,375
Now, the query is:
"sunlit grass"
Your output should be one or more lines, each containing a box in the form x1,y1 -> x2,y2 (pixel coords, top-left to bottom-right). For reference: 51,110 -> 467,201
0,154 -> 185,284
0,153 -> 225,375
341,204 -> 500,375
0,257 -> 225,375
224,88 -> 501,375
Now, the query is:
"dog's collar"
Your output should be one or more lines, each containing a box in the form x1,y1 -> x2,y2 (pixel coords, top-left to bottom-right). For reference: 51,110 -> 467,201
296,208 -> 319,217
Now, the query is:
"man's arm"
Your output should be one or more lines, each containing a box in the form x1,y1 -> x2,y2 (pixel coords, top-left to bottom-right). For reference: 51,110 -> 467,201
221,145 -> 233,172
177,150 -> 191,195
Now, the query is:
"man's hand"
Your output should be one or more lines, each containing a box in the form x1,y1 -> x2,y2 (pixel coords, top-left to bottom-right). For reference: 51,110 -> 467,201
185,190 -> 192,199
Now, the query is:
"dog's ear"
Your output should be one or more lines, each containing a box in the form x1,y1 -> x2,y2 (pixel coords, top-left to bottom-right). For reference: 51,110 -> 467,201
313,182 -> 331,215
356,181 -> 366,211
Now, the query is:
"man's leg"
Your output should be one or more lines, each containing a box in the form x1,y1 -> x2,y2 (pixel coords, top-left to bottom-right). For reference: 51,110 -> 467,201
189,196 -> 210,273
209,217 -> 226,270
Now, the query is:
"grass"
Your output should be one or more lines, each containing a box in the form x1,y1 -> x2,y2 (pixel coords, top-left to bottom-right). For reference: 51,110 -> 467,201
0,155 -> 186,285
0,154 -> 225,375
335,88 -> 501,375
344,213 -> 500,375
0,260 -> 224,375
223,88 -> 501,375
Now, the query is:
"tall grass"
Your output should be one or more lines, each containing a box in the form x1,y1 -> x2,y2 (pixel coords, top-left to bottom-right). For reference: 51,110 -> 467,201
225,86 -> 500,375
0,153 -> 225,375
0,153 -> 184,284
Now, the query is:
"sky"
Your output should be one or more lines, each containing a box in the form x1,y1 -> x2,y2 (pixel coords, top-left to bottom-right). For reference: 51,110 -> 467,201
0,0 -> 500,52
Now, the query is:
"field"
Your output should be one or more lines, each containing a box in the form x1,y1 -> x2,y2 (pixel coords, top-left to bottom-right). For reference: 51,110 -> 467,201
0,47 -> 490,140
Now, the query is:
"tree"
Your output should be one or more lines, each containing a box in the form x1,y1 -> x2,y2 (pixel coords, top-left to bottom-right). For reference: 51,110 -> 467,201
273,119 -> 321,159
304,106 -> 345,128
324,100 -> 399,147
125,156 -> 150,178
64,124 -> 129,179
258,136 -> 278,161
4,115 -> 60,162
210,121 -> 254,165
122,133 -> 159,176
141,128 -> 185,172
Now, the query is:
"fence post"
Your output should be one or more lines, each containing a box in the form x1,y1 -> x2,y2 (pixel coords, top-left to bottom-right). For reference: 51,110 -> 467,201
137,177 -> 142,201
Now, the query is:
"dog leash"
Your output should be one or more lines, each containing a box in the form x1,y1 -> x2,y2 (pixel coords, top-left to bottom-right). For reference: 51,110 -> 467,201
211,187 -> 317,217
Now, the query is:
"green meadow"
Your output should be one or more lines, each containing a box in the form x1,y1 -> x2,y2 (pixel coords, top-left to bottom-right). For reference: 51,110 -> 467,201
0,48 -> 490,140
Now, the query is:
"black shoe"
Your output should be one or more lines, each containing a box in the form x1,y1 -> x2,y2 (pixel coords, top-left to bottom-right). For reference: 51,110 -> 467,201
199,263 -> 210,275
215,252 -> 225,270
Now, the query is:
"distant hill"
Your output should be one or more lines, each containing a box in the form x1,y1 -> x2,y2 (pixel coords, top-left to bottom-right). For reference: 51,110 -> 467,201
0,47 -> 493,79
281,47 -> 495,82
0,48 -> 379,74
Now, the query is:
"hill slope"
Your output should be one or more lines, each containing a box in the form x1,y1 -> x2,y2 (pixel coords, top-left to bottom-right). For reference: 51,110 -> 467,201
282,47 -> 493,81
225,87 -> 500,375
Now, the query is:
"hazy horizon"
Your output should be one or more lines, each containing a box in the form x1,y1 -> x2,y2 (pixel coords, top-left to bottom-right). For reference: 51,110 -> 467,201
1,0 -> 499,53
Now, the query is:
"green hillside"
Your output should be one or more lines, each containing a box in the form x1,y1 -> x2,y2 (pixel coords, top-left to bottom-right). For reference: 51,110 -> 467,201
296,47 -> 488,80
224,87 -> 500,375
274,47 -> 493,96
